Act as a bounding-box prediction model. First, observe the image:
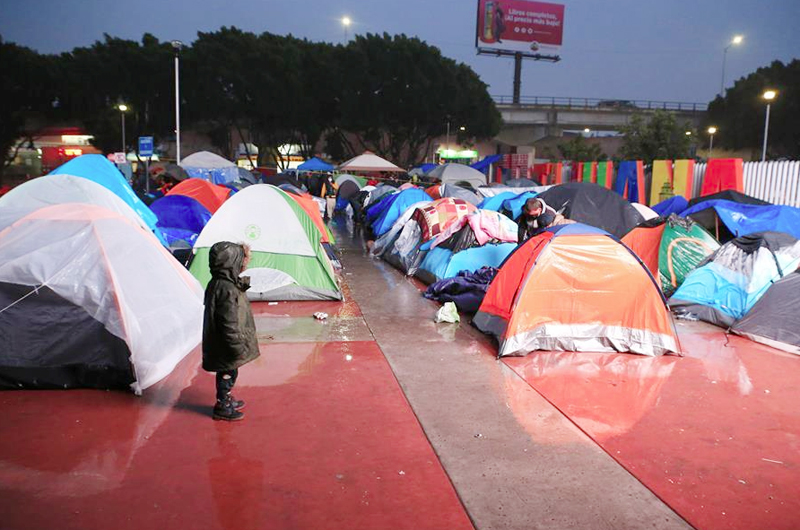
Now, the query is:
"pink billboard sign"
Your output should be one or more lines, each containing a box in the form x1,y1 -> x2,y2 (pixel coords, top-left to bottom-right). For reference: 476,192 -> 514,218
476,0 -> 564,53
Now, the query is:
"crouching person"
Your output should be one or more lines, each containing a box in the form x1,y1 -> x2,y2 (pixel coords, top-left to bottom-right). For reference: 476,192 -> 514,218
203,241 -> 260,421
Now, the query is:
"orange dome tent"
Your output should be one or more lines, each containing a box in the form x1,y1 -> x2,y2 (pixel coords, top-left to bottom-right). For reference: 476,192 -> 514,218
167,178 -> 231,214
284,190 -> 332,244
474,223 -> 680,357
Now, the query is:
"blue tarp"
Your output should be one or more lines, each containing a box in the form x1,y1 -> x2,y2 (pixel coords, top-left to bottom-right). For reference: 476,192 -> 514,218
418,243 -> 516,283
371,188 -> 432,237
297,157 -> 334,172
471,154 -> 503,173
183,166 -> 238,185
50,154 -> 165,244
502,192 -> 537,220
614,161 -> 642,203
652,195 -> 688,217
150,195 -> 212,234
680,200 -> 800,240
160,228 -> 200,247
477,191 -> 517,212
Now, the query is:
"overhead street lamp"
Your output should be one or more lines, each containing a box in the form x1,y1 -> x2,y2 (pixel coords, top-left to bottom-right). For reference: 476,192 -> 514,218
342,17 -> 351,42
761,90 -> 776,162
707,126 -> 717,157
172,40 -> 183,164
117,104 -> 128,154
720,35 -> 743,97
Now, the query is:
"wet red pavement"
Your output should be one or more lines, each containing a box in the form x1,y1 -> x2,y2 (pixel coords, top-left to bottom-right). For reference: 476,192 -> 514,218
0,297 -> 472,530
4,221 -> 800,530
504,320 -> 800,530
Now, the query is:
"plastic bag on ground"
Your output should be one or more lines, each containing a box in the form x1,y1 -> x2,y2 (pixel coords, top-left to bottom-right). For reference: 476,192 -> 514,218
435,302 -> 461,323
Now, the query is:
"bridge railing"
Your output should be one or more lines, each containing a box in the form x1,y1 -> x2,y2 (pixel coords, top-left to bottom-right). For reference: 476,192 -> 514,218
493,95 -> 708,112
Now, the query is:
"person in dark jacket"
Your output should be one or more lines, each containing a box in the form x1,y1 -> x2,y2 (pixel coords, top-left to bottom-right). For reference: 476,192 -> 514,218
517,197 -> 569,243
203,241 -> 260,421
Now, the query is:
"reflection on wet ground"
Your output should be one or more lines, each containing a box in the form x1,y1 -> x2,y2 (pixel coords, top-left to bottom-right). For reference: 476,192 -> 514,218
504,320 -> 800,530
0,300 -> 471,530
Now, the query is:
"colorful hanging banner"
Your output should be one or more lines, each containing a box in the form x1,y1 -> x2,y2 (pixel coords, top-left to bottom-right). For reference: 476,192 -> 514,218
650,160 -> 674,206
614,161 -> 645,203
581,162 -> 597,184
672,159 -> 695,199
596,161 -> 614,189
700,158 -> 744,196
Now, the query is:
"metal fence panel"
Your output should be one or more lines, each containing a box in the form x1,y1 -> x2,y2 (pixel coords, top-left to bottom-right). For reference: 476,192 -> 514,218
687,161 -> 800,207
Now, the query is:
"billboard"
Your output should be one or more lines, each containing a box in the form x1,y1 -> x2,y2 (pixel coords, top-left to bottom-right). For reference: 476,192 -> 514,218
476,0 -> 564,54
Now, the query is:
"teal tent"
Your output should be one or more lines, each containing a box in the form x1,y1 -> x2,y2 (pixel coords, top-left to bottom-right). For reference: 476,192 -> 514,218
50,155 -> 165,244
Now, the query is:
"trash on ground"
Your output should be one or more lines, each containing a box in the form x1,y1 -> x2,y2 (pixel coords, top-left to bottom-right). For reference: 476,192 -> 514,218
434,302 -> 460,323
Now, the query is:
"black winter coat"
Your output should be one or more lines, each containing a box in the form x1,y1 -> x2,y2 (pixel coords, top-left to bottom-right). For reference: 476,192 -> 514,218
202,242 -> 260,372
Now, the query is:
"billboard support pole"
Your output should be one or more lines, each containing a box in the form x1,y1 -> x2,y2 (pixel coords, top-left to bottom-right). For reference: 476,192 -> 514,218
513,53 -> 522,104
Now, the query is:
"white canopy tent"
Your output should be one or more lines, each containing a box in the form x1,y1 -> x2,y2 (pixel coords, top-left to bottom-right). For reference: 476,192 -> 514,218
337,151 -> 405,173
180,151 -> 238,184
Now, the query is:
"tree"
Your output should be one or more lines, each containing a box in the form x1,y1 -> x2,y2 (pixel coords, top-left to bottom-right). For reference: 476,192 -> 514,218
185,28 -> 317,169
619,110 -> 695,163
0,37 -> 57,182
706,59 -> 800,159
555,135 -> 605,161
56,34 -> 178,155
334,33 -> 500,167
3,29 -> 502,173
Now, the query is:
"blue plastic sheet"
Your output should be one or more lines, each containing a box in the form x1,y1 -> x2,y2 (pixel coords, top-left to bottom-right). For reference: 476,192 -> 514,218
652,195 -> 688,217
477,191 -> 517,212
681,200 -> 800,240
502,192 -> 537,220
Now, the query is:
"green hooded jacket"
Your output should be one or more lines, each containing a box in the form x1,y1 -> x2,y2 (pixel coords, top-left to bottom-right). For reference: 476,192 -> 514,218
202,242 -> 260,372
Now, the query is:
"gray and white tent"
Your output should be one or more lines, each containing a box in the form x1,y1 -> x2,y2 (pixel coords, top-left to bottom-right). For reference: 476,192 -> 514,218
439,183 -> 481,206
427,164 -> 487,188
0,203 -> 203,394
731,271 -> 800,354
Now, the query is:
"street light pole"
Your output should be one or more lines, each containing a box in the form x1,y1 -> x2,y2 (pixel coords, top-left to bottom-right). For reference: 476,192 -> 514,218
707,126 -> 717,159
118,104 -> 128,154
172,40 -> 183,165
342,17 -> 351,43
762,103 -> 770,162
720,35 -> 743,97
761,90 -> 776,162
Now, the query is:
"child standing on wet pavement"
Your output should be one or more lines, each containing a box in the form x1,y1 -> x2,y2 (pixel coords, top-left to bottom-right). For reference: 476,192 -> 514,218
202,241 -> 260,421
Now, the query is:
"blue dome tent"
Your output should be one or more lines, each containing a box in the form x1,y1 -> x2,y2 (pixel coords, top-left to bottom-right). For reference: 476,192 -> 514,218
150,195 -> 212,246
670,232 -> 800,327
50,154 -> 165,245
370,188 -> 432,237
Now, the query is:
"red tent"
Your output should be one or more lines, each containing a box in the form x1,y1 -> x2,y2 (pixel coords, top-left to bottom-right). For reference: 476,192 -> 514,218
474,223 -> 679,357
167,178 -> 231,214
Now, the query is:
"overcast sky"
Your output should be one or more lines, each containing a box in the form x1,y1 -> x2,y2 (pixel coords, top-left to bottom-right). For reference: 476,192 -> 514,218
2,0 -> 798,103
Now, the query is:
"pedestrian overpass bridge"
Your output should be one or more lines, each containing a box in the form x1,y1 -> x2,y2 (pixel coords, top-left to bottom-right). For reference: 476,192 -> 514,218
494,95 -> 708,146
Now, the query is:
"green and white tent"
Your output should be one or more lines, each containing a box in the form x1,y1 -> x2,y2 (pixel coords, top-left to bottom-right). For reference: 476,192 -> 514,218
190,184 -> 341,301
